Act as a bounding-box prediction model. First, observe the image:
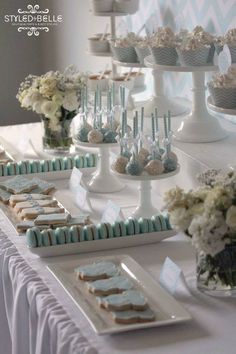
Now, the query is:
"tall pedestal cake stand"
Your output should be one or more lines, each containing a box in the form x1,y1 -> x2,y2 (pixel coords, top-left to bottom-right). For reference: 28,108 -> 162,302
75,142 -> 124,193
145,56 -> 227,143
112,166 -> 180,218
113,59 -> 189,117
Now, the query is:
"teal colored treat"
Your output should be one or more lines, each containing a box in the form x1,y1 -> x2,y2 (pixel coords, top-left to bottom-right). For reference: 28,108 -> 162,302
112,221 -> 126,237
41,229 -> 57,246
26,227 -> 42,248
164,215 -> 172,230
147,218 -> 154,232
77,127 -> 89,142
55,227 -> 71,244
151,215 -> 161,231
69,225 -> 85,242
126,157 -> 143,176
19,160 -> 31,174
138,218 -> 148,233
30,160 -> 42,173
164,158 -> 177,172
125,219 -> 135,236
41,160 -> 54,172
52,157 -> 65,171
127,217 -> 140,234
158,215 -> 167,231
82,155 -> 88,168
7,162 -> 20,176
98,223 -> 114,239
64,156 -> 75,170
84,225 -> 99,241
122,150 -> 132,159
103,131 -> 117,143
160,148 -> 165,156
74,155 -> 84,168
0,164 -> 8,177
106,223 -> 114,238
86,153 -> 95,167
147,153 -> 162,162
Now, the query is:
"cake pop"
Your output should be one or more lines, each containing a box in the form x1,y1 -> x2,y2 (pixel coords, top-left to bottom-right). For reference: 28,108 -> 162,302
88,129 -> 103,144
113,156 -> 129,174
145,160 -> 164,175
164,158 -> 177,172
125,153 -> 143,176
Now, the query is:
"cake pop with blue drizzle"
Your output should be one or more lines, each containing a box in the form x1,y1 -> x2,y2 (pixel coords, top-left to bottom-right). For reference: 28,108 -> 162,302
125,152 -> 143,176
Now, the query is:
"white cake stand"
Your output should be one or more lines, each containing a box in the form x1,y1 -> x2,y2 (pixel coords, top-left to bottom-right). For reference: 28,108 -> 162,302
145,56 -> 228,143
113,60 -> 189,117
207,96 -> 236,116
111,165 -> 180,218
74,141 -> 124,193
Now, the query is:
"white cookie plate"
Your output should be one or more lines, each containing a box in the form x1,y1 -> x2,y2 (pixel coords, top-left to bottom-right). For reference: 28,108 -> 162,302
47,254 -> 191,335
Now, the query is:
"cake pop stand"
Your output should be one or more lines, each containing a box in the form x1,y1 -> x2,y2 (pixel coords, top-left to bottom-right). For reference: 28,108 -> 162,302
207,96 -> 236,116
74,141 -> 124,193
145,56 -> 227,143
113,60 -> 189,116
111,165 -> 180,218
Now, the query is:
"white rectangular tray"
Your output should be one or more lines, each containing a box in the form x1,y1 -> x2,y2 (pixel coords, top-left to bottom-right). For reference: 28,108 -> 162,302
47,254 -> 191,335
29,230 -> 176,257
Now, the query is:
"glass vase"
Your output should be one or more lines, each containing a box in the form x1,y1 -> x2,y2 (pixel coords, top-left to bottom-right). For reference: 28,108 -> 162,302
41,115 -> 73,154
197,243 -> 236,297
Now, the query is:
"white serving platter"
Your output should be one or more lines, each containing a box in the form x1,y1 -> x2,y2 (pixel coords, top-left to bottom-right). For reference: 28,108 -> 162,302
47,254 -> 191,335
29,230 -> 176,257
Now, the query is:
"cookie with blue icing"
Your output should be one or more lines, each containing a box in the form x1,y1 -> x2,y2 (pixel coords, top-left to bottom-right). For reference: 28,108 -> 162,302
0,176 -> 38,194
9,193 -> 51,207
112,308 -> 155,324
14,199 -> 58,213
20,206 -> 63,220
98,290 -> 147,311
87,275 -> 133,296
0,188 -> 12,204
34,212 -> 70,226
31,178 -> 55,194
75,261 -> 119,281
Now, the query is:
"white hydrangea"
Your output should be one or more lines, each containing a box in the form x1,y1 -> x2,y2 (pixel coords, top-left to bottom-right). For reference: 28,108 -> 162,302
62,92 -> 78,111
226,205 -> 236,229
169,207 -> 192,232
41,101 -> 59,119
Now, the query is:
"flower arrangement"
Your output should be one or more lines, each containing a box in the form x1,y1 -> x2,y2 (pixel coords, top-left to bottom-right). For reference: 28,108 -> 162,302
17,66 -> 86,152
164,169 -> 236,293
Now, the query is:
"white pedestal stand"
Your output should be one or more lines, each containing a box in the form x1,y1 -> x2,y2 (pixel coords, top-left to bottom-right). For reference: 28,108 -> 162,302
145,56 -> 227,143
113,60 -> 189,117
75,142 -> 124,193
112,166 -> 180,218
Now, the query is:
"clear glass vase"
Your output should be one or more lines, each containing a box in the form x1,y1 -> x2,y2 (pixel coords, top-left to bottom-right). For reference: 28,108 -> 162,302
197,244 -> 236,297
41,115 -> 73,154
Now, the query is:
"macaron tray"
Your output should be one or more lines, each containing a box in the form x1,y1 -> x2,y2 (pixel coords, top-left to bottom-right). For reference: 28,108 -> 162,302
47,254 -> 191,335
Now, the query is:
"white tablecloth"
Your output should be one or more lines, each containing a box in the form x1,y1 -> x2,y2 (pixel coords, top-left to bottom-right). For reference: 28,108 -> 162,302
1,121 -> 236,354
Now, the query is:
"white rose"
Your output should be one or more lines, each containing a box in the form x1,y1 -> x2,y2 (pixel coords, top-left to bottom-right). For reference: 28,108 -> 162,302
62,92 -> 78,111
226,205 -> 236,228
169,207 -> 192,232
41,101 -> 59,119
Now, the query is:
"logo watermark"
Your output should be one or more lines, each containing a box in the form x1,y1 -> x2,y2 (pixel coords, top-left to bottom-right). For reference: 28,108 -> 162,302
4,4 -> 63,36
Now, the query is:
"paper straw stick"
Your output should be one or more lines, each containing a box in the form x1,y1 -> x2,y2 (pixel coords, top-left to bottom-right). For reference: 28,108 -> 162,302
163,114 -> 168,139
122,86 -> 125,109
81,88 -> 85,113
120,86 -> 123,108
101,23 -> 109,41
112,82 -> 116,108
124,109 -> 127,133
99,63 -> 108,80
94,91 -> 97,114
141,107 -> 144,132
85,85 -> 88,111
133,116 -> 136,139
125,68 -> 133,81
135,110 -> 138,137
154,107 -> 158,132
151,113 -> 155,142
168,110 -> 171,132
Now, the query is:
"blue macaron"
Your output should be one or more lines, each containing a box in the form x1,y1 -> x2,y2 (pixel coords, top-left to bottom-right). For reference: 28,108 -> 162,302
84,225 -> 99,241
127,217 -> 140,234
19,160 -> 31,175
97,223 -> 114,239
26,227 -> 42,248
7,162 -> 20,176
112,221 -> 127,237
55,227 -> 71,244
86,153 -> 96,167
152,215 -> 167,231
64,157 -> 75,170
0,164 -> 8,176
41,229 -> 57,246
30,160 -> 42,173
138,218 -> 149,233
52,157 -> 65,171
74,155 -> 84,169
69,225 -> 85,242
41,159 -> 54,172
82,155 -> 88,168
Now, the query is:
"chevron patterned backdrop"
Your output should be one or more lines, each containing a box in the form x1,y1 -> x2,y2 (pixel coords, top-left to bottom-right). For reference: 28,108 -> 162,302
124,0 -> 236,121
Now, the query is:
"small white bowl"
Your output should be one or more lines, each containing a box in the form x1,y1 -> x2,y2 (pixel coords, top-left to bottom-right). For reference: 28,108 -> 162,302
88,37 -> 110,53
91,0 -> 114,12
114,0 -> 139,14
87,74 -> 109,91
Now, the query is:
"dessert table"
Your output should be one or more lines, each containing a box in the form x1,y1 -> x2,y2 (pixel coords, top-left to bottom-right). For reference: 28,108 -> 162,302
1,118 -> 236,354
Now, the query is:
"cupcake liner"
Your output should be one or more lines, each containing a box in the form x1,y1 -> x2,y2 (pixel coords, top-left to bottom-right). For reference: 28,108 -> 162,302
208,85 -> 236,109
207,43 -> 215,63
229,46 -> 236,63
135,47 -> 150,64
177,46 -> 210,66
91,0 -> 114,12
112,45 -> 138,63
150,47 -> 178,66
114,0 -> 139,14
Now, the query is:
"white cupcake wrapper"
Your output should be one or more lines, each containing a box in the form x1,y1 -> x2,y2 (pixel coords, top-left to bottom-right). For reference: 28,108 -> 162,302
177,47 -> 210,66
135,47 -> 150,65
150,47 -> 178,66
112,45 -> 138,63
207,44 -> 215,63
208,86 -> 236,109
229,46 -> 236,63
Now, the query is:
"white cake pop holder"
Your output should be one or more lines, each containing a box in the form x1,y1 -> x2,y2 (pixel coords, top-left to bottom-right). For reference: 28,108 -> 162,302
111,165 -> 180,218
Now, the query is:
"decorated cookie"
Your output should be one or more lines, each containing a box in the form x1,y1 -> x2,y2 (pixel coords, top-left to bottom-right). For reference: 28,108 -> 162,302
145,160 -> 164,175
75,261 -> 118,281
20,206 -> 64,220
88,129 -> 103,144
26,227 -> 43,248
69,225 -> 85,242
34,213 -> 71,226
97,222 -> 114,239
16,220 -> 35,233
84,224 -> 99,241
113,156 -> 129,174
98,290 -> 148,311
111,308 -> 155,324
19,160 -> 31,174
0,188 -> 12,204
87,275 -> 133,296
55,226 -> 71,244
31,178 -> 55,194
112,220 -> 127,237
7,162 -> 20,176
0,176 -> 38,194
41,229 -> 57,246
9,193 -> 51,207
14,199 -> 58,213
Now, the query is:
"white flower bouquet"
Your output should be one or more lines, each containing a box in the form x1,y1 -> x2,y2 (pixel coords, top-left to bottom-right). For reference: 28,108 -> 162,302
164,169 -> 236,293
17,66 -> 86,152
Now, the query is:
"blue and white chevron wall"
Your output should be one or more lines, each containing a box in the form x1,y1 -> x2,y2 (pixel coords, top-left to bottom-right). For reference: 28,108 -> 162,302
125,0 -> 236,120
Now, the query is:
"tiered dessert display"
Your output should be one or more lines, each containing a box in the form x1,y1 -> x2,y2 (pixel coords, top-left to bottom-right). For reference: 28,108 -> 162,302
145,26 -> 227,143
112,108 -> 179,217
